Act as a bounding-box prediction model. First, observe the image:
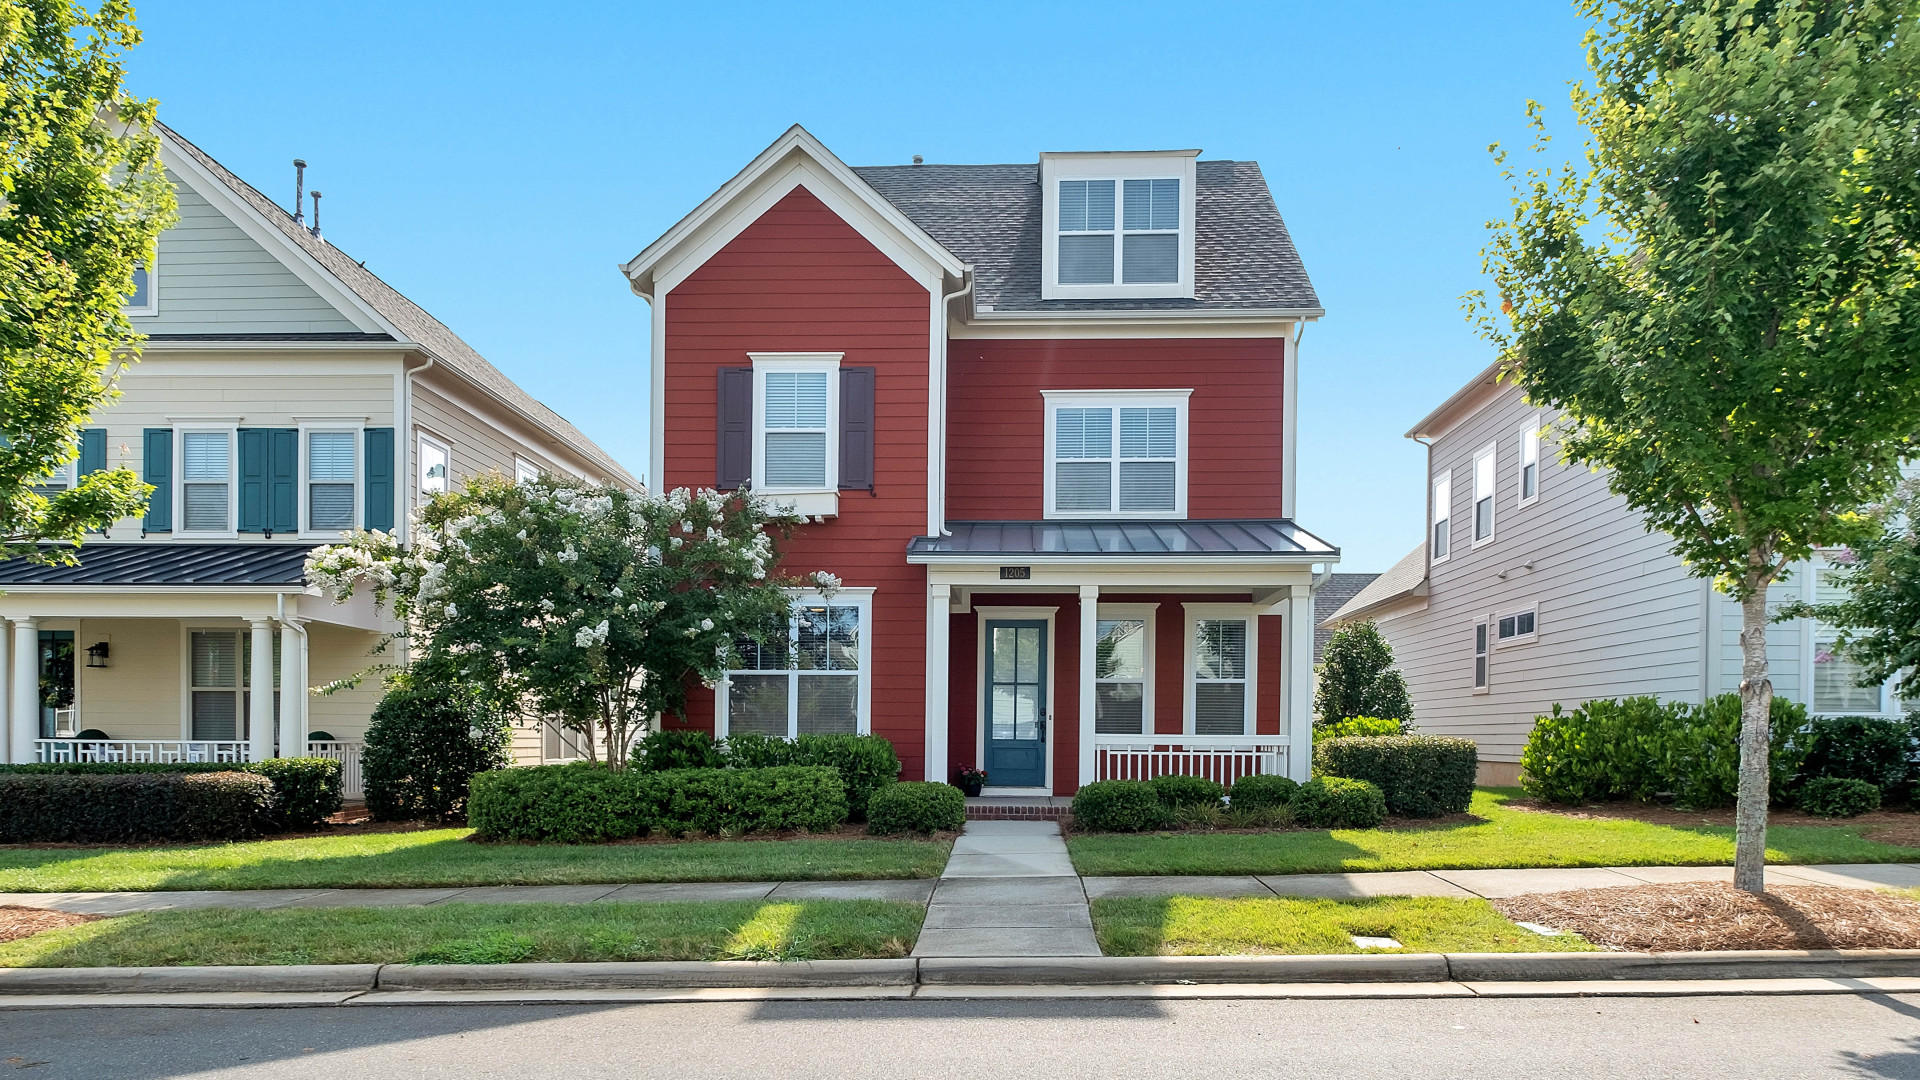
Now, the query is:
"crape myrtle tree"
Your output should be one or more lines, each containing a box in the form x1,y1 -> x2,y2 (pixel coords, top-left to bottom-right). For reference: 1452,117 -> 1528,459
1783,477 -> 1920,699
309,475 -> 828,769
1471,0 -> 1920,891
0,0 -> 177,562
1313,621 -> 1414,729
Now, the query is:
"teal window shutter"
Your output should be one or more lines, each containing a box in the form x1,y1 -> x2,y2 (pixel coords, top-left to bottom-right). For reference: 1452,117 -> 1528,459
79,429 -> 106,476
142,428 -> 171,532
237,429 -> 268,532
269,428 -> 298,534
364,427 -> 395,531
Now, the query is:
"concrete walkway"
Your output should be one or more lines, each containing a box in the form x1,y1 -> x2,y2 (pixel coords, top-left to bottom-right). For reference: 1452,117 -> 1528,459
1082,862 -> 1920,901
910,821 -> 1099,958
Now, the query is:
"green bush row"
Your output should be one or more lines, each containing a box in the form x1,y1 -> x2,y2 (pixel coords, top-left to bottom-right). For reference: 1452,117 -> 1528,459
1069,772 -> 1386,831
634,730 -> 902,821
1519,693 -> 1813,808
0,758 -> 342,831
1798,776 -> 1882,818
1314,735 -> 1477,818
466,764 -> 849,842
0,771 -> 278,843
1313,716 -> 1407,741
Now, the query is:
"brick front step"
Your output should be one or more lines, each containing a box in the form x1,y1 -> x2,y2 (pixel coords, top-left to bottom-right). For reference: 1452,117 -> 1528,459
964,796 -> 1072,821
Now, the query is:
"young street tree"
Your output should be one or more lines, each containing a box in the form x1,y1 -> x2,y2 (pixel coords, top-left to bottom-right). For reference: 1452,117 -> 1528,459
0,0 -> 177,562
1313,621 -> 1414,729
309,476 -> 819,769
1474,1 -> 1920,891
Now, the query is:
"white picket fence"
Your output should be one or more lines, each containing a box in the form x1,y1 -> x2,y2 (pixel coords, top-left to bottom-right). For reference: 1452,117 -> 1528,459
306,741 -> 364,799
1094,735 -> 1291,787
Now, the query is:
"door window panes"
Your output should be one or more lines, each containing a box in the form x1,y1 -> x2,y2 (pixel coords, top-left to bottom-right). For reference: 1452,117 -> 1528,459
990,625 -> 1044,741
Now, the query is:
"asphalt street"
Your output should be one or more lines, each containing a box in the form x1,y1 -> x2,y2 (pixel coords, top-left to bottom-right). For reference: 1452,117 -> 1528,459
4,994 -> 1920,1079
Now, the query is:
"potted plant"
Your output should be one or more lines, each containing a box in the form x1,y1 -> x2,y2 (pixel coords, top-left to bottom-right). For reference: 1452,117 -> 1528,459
953,764 -> 987,797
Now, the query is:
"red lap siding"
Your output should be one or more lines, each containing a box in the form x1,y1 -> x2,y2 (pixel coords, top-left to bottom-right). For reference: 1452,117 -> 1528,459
661,187 -> 932,779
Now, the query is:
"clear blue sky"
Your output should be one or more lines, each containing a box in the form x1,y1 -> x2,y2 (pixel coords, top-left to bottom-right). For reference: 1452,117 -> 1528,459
128,0 -> 1592,572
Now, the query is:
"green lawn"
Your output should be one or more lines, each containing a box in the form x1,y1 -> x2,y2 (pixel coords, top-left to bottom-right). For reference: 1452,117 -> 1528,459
0,830 -> 951,892
1068,788 -> 1919,877
0,899 -> 925,967
1092,895 -> 1599,956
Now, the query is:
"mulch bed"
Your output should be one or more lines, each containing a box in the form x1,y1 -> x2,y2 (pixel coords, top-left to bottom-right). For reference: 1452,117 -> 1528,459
1494,882 -> 1920,951
1505,797 -> 1920,848
0,906 -> 101,945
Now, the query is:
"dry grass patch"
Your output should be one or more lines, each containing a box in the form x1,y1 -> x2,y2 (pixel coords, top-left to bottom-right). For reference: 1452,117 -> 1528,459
1494,882 -> 1920,951
0,905 -> 100,944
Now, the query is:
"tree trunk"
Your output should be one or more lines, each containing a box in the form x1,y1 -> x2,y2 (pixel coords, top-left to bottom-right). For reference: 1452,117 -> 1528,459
1734,586 -> 1774,894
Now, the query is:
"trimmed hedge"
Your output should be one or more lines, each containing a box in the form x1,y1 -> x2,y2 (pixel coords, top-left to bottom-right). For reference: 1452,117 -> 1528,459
867,781 -> 965,835
1520,693 -> 1811,808
1798,777 -> 1882,818
1315,735 -> 1478,818
1070,780 -> 1172,832
1798,715 -> 1913,792
0,771 -> 276,843
634,729 -> 728,771
0,759 -> 342,832
362,679 -> 512,823
1150,773 -> 1226,809
1289,776 -> 1387,829
1227,773 -> 1299,812
1314,716 -> 1406,741
725,732 -> 902,821
467,764 -> 848,842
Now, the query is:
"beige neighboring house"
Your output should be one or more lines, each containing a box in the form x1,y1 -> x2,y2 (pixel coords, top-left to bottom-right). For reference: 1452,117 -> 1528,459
0,123 -> 637,792
1325,362 -> 1906,787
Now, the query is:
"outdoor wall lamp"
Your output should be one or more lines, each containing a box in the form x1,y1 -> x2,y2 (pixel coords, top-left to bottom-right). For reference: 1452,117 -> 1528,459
85,641 -> 110,668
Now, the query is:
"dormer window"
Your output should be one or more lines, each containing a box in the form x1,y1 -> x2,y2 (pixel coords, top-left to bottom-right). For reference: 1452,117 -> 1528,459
1041,151 -> 1197,300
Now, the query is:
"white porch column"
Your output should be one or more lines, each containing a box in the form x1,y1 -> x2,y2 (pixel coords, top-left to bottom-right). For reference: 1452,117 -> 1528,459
1284,585 -> 1315,781
248,619 -> 274,762
278,620 -> 306,757
0,620 -> 11,763
1078,585 -> 1099,789
11,619 -> 38,765
924,583 -> 951,784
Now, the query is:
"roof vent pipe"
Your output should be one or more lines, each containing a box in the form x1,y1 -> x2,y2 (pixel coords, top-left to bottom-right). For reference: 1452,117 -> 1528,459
309,191 -> 322,241
912,155 -> 923,165
293,159 -> 306,225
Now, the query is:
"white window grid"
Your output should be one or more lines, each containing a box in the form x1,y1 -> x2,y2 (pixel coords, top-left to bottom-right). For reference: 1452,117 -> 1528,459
717,588 -> 874,738
301,425 -> 361,537
1495,605 -> 1538,647
515,456 -> 541,484
750,353 -> 841,494
176,426 -> 237,537
125,258 -> 157,317
1431,469 -> 1453,563
1472,443 -> 1497,545
1040,153 -> 1197,300
417,431 -> 451,501
1093,603 -> 1157,736
1472,618 -> 1490,693
1183,604 -> 1258,736
1042,390 -> 1191,520
1806,557 -> 1892,714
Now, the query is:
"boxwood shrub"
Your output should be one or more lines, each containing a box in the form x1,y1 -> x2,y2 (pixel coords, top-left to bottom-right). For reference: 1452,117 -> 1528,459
1314,735 -> 1478,818
1227,773 -> 1299,812
0,771 -> 276,843
1797,776 -> 1882,818
1070,780 -> 1172,832
1150,773 -> 1226,809
1520,693 -> 1812,808
725,732 -> 901,820
467,764 -> 848,842
1796,715 -> 1913,792
1288,776 -> 1387,829
0,759 -> 342,831
867,781 -> 965,835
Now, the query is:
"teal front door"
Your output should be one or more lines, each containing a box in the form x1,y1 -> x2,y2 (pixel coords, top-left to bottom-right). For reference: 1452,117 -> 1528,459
984,621 -> 1047,788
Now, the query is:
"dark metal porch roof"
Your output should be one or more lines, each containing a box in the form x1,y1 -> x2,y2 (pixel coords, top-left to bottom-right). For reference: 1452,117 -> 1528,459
0,544 -> 318,586
908,520 -> 1338,560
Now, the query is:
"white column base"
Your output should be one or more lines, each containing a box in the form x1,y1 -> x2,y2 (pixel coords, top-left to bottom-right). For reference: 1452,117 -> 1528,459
248,619 -> 275,762
11,619 -> 39,765
1285,585 -> 1315,781
1078,585 -> 1099,790
924,583 -> 951,784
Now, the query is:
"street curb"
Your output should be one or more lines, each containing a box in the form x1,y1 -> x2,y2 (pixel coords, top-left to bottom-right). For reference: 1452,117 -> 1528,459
3,950 -> 1919,996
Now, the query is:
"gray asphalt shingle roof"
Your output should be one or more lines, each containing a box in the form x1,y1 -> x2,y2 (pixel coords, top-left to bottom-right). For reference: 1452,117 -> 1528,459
1315,572 -> 1382,661
908,519 -> 1337,559
853,160 -> 1320,313
1325,544 -> 1428,626
0,544 -> 316,586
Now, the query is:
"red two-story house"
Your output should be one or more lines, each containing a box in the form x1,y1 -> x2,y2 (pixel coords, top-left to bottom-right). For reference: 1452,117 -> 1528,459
622,126 -> 1335,798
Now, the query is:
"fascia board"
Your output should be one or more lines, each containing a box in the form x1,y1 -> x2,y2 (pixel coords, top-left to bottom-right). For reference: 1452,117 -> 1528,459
1406,360 -> 1505,441
972,306 -> 1325,321
906,553 -> 1332,569
157,133 -> 406,341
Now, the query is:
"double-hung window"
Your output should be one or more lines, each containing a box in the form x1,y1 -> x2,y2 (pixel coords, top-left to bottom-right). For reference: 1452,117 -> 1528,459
1472,619 -> 1490,692
723,591 -> 871,738
305,430 -> 357,533
1043,153 -> 1196,299
1044,392 -> 1189,518
1187,608 -> 1255,735
1472,444 -> 1496,543
179,430 -> 234,534
1094,610 -> 1153,735
418,432 -> 449,500
125,259 -> 156,316
1431,470 -> 1452,562
1519,418 -> 1541,505
751,355 -> 839,494
1812,565 -> 1886,713
189,630 -> 280,742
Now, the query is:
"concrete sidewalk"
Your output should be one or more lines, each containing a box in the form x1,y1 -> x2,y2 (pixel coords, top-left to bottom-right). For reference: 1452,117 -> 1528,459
911,821 -> 1099,958
1082,862 -> 1920,901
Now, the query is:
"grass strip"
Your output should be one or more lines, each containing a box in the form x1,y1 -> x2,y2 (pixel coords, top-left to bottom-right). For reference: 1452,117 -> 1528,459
1067,789 -> 1918,877
1091,895 -> 1600,956
0,899 -> 925,967
0,831 -> 951,892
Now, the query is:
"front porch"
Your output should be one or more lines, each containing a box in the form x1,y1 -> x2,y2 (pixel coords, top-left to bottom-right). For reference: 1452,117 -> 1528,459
910,519 -> 1338,797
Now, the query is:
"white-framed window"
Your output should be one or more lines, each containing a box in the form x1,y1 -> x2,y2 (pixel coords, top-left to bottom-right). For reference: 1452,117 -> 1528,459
125,258 -> 156,317
1041,153 -> 1197,300
515,456 -> 540,484
417,431 -> 450,500
1472,618 -> 1490,693
720,589 -> 873,738
1042,390 -> 1191,518
186,629 -> 279,742
302,428 -> 359,535
1431,469 -> 1452,563
1812,563 -> 1888,713
543,724 -> 591,762
1185,605 -> 1256,735
1472,443 -> 1496,544
1519,417 -> 1541,506
1496,605 -> 1537,646
31,457 -> 77,495
1094,604 -> 1157,736
751,354 -> 840,493
177,427 -> 236,535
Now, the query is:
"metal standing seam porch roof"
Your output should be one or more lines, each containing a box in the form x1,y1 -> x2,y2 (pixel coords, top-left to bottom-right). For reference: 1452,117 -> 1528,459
0,544 -> 318,587
907,520 -> 1338,561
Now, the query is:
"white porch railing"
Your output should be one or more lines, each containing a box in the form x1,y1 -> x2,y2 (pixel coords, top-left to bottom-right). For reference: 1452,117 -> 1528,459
307,741 -> 364,799
1095,735 -> 1290,787
36,739 -> 252,764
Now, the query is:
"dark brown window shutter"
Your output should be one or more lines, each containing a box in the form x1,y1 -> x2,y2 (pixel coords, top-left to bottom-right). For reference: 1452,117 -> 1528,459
716,367 -> 753,489
839,366 -> 876,492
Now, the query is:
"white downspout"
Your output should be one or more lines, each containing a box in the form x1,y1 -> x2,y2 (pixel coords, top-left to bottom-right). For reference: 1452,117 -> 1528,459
401,354 -> 436,540
276,593 -> 310,754
933,271 -> 973,537
1282,320 -> 1306,521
